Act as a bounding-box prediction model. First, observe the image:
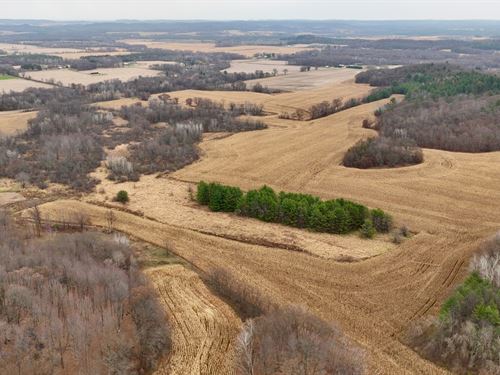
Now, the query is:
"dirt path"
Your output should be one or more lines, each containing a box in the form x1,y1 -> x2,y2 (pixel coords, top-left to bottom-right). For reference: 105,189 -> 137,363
146,265 -> 240,375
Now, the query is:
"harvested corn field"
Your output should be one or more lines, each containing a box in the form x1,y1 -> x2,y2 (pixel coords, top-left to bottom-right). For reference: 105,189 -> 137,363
147,265 -> 240,375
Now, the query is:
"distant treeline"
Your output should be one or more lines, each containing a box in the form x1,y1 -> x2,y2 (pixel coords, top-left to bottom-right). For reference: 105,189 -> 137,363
196,182 -> 392,235
279,41 -> 500,69
285,34 -> 500,52
356,64 -> 500,99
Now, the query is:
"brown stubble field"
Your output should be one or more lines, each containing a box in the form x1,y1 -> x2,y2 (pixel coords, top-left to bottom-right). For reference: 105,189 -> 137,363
243,67 -> 367,91
146,264 -> 241,375
85,172 -> 396,260
0,110 -> 37,135
23,67 -> 161,86
30,73 -> 500,374
223,59 -> 302,74
169,84 -> 371,115
0,77 -> 52,93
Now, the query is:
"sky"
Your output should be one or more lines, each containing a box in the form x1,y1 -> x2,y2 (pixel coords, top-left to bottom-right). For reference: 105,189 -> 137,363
2,0 -> 500,21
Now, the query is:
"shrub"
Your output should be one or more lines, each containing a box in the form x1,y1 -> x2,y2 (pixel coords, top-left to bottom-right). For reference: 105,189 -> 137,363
399,225 -> 410,237
371,209 -> 392,233
115,190 -> 129,203
391,231 -> 403,244
360,219 -> 376,239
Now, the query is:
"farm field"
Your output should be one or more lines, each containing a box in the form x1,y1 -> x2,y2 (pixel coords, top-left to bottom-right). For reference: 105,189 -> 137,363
174,99 -> 500,234
3,18 -> 500,375
0,42 -> 82,54
86,173 -> 395,260
223,58 -> 302,74
0,109 -> 37,135
118,39 -> 316,57
164,79 -> 371,114
147,264 -> 241,375
0,192 -> 24,206
22,66 -> 162,86
244,67 -> 366,90
0,42 -> 129,58
34,193 -> 470,375
97,73 -> 371,115
0,76 -> 52,92
35,87 -> 500,373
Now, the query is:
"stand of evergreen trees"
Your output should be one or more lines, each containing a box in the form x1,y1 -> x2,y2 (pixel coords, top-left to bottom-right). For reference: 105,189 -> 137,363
196,181 -> 391,236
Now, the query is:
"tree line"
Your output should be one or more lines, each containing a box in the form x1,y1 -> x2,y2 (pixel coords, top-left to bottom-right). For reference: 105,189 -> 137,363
279,41 -> 500,70
196,181 -> 392,235
279,97 -> 365,121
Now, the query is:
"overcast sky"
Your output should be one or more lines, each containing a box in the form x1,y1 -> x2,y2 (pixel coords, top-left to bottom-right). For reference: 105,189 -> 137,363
2,0 -> 500,21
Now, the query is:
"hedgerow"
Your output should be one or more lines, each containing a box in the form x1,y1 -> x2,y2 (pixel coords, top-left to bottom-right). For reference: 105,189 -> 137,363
196,182 -> 391,236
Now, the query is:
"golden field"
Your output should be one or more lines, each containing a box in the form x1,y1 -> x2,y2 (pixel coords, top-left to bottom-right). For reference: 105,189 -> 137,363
147,264 -> 241,375
223,59 -> 302,74
0,42 -> 129,58
22,66 -> 161,86
0,77 -> 52,93
22,72 -> 500,374
244,67 -> 366,91
0,109 -> 37,135
85,172 -> 396,261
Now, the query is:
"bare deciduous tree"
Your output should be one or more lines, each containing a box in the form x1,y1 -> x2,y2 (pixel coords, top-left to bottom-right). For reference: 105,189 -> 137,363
29,205 -> 43,237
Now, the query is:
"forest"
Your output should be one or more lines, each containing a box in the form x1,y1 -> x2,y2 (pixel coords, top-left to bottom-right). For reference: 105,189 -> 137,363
0,210 -> 170,374
0,96 -> 266,189
344,64 -> 500,169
